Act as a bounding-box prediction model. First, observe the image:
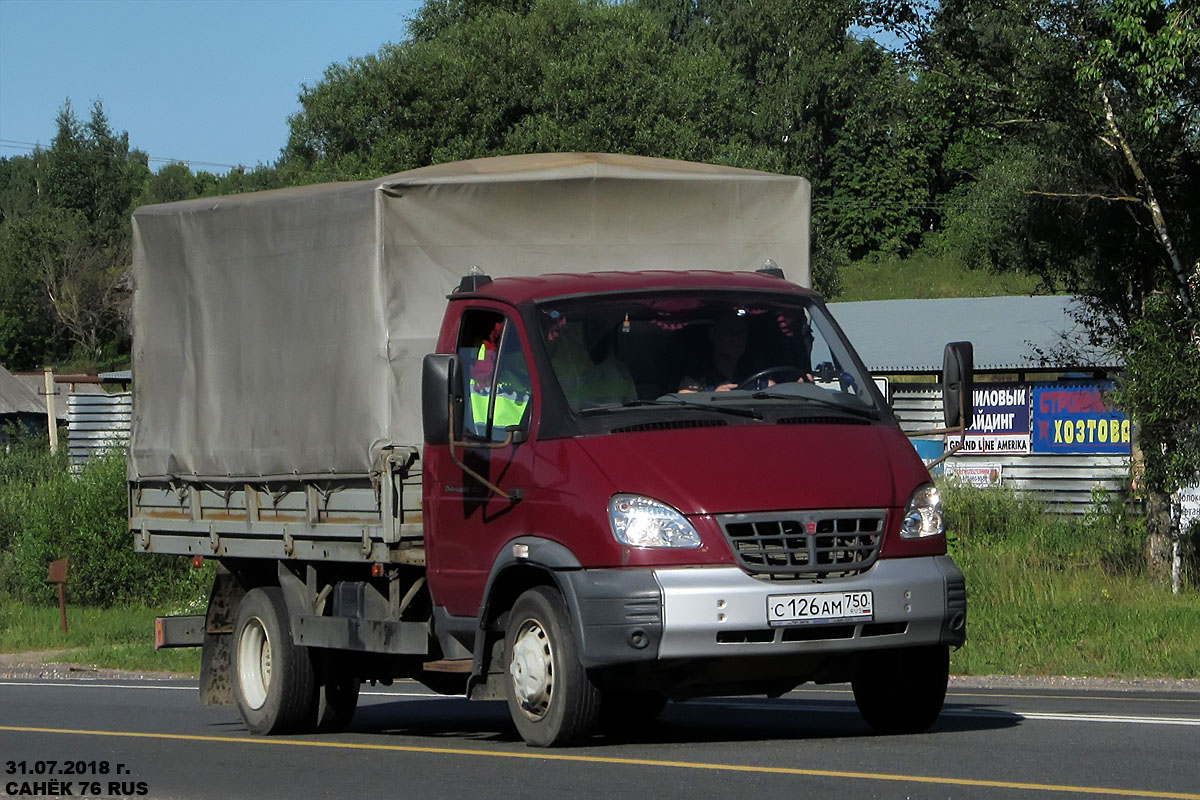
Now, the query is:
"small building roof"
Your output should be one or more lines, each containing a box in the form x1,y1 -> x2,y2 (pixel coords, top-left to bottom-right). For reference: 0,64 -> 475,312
0,364 -> 45,416
827,295 -> 1121,374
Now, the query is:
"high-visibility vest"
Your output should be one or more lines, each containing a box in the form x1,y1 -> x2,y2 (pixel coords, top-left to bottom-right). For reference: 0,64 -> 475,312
470,343 -> 530,434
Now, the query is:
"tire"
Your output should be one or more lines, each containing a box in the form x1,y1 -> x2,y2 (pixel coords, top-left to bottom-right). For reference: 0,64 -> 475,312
852,645 -> 949,735
315,673 -> 360,733
504,586 -> 602,747
599,690 -> 668,733
233,587 -> 317,734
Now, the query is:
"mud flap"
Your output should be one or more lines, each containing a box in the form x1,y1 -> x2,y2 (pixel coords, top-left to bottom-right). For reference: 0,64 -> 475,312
199,632 -> 234,706
198,565 -> 246,707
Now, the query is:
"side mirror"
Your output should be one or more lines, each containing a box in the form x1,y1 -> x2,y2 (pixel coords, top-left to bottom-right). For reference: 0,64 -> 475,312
422,354 -> 462,445
942,342 -> 974,430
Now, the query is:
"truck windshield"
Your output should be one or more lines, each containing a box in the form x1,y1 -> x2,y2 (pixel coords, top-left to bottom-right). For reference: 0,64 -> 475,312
536,291 -> 877,416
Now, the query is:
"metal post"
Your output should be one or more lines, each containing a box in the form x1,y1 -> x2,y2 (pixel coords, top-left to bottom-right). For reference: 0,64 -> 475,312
47,558 -> 68,633
57,584 -> 68,633
43,367 -> 58,454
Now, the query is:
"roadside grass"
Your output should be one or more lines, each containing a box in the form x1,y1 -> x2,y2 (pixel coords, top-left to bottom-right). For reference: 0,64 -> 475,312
838,251 -> 1045,301
950,558 -> 1200,677
2,484 -> 1197,680
0,598 -> 200,674
945,483 -> 1200,679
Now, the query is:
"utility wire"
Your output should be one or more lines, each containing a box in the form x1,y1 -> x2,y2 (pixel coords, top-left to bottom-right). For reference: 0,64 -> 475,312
0,138 -> 266,171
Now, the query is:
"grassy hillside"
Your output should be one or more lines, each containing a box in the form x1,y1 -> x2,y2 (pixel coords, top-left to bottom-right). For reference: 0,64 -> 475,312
836,251 -> 1047,302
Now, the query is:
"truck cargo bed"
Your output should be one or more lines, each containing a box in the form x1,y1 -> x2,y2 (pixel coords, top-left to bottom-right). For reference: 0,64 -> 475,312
131,449 -> 424,563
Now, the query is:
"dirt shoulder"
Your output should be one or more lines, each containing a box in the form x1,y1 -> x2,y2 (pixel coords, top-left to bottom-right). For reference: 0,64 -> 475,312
1,650 -> 1196,691
0,650 -> 194,680
949,674 -> 1200,693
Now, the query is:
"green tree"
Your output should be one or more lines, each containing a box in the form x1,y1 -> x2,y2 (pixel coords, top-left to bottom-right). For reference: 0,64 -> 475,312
0,210 -> 69,367
40,100 -> 150,244
283,0 -> 751,180
636,0 -> 937,258
917,0 -> 1198,585
140,162 -> 201,205
822,38 -> 932,257
0,100 -> 146,367
0,154 -> 41,226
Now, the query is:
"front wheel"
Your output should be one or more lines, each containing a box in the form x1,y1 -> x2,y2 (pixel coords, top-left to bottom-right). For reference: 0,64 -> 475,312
852,644 -> 949,734
233,587 -> 317,734
504,586 -> 602,747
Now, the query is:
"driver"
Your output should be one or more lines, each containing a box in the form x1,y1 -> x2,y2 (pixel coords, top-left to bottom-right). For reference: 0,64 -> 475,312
678,308 -> 751,393
678,307 -> 816,393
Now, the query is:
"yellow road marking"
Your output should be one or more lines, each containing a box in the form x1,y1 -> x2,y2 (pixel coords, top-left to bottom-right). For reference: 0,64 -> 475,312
1,725 -> 1197,799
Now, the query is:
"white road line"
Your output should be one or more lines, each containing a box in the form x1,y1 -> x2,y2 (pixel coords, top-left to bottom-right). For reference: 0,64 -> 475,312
1016,711 -> 1200,727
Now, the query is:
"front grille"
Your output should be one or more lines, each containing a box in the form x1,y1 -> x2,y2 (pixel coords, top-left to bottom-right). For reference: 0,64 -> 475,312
717,510 -> 886,579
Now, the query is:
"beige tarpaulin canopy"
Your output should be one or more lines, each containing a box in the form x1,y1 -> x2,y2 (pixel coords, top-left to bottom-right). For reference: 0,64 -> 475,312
130,153 -> 812,481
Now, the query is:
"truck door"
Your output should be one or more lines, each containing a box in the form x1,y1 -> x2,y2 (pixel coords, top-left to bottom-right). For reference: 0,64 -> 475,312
426,307 -> 537,617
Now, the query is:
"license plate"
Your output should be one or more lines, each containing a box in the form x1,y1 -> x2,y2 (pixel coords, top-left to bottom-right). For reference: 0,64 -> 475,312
766,590 -> 874,627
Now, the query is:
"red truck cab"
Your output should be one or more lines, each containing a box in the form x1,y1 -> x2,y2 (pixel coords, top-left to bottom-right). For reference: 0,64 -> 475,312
421,268 -> 967,745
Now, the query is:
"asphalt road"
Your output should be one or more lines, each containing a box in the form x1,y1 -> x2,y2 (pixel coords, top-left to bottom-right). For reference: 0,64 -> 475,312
1,678 -> 1198,800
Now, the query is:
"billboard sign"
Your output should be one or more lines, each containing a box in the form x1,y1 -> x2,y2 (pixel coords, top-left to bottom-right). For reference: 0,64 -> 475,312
946,462 -> 1003,488
1178,483 -> 1200,533
949,384 -> 1030,455
1032,385 -> 1131,454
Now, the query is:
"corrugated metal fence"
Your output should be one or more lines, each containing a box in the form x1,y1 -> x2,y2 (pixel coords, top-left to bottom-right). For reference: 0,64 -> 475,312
893,385 -> 1129,514
67,391 -> 131,470
63,387 -> 1127,512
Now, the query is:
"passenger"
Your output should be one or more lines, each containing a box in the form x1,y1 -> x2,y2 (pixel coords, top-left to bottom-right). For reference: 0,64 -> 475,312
547,310 -> 637,410
467,322 -> 531,438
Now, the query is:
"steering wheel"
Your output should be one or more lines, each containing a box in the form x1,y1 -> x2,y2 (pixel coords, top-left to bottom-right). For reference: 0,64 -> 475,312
737,365 -> 808,391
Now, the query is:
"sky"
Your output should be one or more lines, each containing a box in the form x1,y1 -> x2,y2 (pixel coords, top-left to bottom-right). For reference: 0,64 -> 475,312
0,0 -> 424,172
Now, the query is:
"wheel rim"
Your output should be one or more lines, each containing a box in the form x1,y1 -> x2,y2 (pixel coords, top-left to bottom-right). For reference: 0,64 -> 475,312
509,617 -> 553,720
237,616 -> 272,710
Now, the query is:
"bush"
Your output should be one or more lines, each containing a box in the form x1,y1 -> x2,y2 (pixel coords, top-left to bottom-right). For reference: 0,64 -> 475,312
0,439 -> 207,606
1082,488 -> 1146,576
940,481 -> 1143,575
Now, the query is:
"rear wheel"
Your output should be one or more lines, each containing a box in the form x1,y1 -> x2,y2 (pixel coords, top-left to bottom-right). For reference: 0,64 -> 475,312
852,645 -> 949,734
504,586 -> 601,747
233,587 -> 316,734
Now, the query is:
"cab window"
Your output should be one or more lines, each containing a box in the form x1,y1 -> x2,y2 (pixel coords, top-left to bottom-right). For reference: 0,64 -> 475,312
457,310 -> 533,441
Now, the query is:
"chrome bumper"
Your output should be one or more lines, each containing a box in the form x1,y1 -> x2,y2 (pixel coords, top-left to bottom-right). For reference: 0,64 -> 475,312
653,556 -> 965,659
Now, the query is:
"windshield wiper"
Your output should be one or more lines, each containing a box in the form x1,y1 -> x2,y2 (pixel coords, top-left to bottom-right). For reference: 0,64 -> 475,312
579,399 -> 762,420
748,391 -> 878,419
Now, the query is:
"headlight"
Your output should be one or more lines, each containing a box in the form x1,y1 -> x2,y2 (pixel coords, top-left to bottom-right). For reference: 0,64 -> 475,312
608,494 -> 702,548
900,484 -> 944,538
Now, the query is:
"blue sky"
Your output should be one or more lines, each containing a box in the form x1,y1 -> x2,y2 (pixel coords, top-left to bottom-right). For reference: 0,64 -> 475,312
0,0 -> 424,172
